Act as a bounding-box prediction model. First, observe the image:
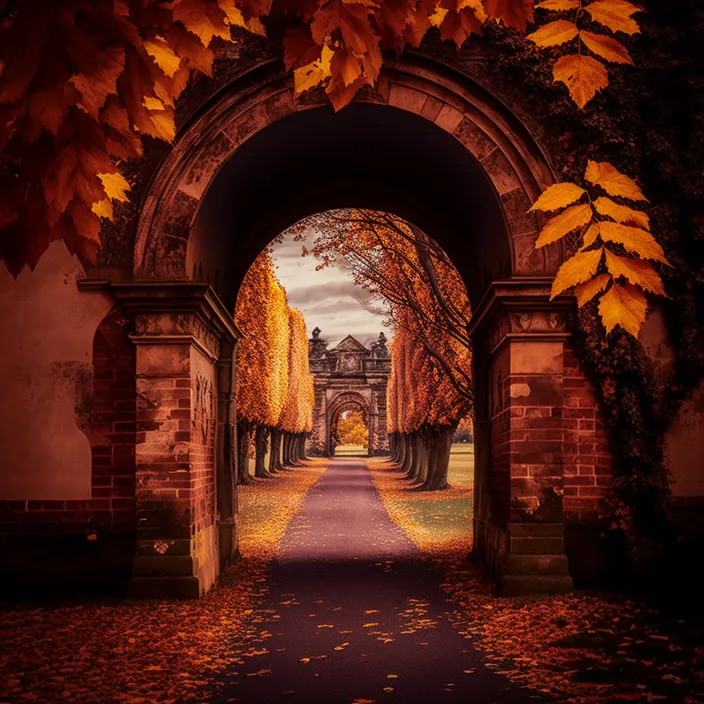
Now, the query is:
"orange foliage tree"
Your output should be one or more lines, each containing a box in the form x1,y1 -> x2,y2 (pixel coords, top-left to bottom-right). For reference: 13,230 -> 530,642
336,411 -> 368,447
0,0 -> 660,342
387,308 -> 469,489
292,209 -> 471,489
292,210 -> 473,402
234,251 -> 314,483
276,307 -> 315,469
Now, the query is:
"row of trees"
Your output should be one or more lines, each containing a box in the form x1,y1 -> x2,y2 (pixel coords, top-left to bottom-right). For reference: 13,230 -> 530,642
387,310 -> 471,490
235,252 -> 314,484
293,209 -> 473,489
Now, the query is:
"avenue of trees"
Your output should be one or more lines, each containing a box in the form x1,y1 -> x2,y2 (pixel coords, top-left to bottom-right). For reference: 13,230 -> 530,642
293,209 -> 473,489
235,251 -> 314,484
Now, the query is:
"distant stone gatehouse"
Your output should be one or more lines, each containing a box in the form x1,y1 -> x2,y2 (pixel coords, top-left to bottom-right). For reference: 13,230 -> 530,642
307,328 -> 391,456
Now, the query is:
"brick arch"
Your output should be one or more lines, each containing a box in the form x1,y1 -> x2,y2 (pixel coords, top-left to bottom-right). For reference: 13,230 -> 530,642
133,55 -> 562,297
110,53 -> 615,599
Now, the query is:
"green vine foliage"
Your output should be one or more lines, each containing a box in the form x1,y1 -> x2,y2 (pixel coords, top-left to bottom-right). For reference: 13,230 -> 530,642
482,0 -> 704,573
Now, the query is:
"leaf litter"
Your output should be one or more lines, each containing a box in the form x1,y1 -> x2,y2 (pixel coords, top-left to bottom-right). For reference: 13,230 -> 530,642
0,460 -> 327,703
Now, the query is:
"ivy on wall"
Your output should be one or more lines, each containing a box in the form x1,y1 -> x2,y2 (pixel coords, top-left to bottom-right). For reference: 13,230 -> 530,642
483,0 -> 704,565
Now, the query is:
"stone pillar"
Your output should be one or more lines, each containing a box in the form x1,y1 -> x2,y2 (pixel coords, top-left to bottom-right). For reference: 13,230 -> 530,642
366,383 -> 389,455
308,380 -> 327,456
367,399 -> 377,456
469,279 -> 574,596
215,337 -> 238,570
373,385 -> 389,454
109,282 -> 240,598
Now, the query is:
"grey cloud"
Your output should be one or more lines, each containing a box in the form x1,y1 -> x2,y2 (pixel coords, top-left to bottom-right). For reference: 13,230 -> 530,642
287,281 -> 370,305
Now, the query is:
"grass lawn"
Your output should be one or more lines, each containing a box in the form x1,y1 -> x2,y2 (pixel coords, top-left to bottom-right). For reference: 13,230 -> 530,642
369,443 -> 474,554
334,443 -> 368,456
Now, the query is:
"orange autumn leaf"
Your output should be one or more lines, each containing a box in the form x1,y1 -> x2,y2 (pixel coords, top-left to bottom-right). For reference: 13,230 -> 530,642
526,19 -> 578,47
584,0 -> 641,36
530,160 -> 667,336
552,53 -> 609,108
598,281 -> 647,336
550,247 -> 604,298
534,203 -> 593,247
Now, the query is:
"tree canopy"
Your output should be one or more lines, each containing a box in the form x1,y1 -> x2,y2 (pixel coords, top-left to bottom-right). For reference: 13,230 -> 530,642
0,0 -> 655,340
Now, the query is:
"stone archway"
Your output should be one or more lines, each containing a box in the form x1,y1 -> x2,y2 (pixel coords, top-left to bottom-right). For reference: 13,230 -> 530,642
75,52 -> 612,598
327,392 -> 369,456
308,332 -> 390,457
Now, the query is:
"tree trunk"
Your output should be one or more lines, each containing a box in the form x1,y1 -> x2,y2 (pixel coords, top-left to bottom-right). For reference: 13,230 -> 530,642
254,424 -> 270,478
404,433 -> 419,480
290,434 -> 302,465
269,429 -> 281,473
420,429 -> 452,491
237,421 -> 252,485
283,432 -> 297,467
281,432 -> 289,467
408,434 -> 426,483
389,432 -> 396,461
395,433 -> 406,468
416,436 -> 429,485
298,433 -> 307,461
400,433 -> 413,475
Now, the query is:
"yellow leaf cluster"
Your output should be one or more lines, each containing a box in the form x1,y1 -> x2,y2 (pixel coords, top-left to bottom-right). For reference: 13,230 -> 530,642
530,160 -> 669,337
236,253 -> 315,433
528,0 -> 642,108
0,0 -> 646,273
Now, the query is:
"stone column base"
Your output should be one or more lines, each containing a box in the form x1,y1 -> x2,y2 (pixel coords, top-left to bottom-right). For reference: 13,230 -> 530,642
129,538 -> 203,599
498,523 -> 574,596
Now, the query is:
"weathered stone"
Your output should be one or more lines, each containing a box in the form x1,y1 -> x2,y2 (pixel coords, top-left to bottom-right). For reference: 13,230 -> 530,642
308,332 -> 390,456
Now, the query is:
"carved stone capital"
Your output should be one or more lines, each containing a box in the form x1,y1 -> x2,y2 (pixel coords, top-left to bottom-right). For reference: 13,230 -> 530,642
78,280 -> 241,362
469,278 -> 574,357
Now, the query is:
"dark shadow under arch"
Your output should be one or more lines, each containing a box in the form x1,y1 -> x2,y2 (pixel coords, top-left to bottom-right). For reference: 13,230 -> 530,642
190,102 -> 511,312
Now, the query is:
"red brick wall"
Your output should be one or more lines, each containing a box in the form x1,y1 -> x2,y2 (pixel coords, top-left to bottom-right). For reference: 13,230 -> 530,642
562,344 -> 613,521
190,357 -> 217,542
489,354 -> 511,528
0,308 -> 136,534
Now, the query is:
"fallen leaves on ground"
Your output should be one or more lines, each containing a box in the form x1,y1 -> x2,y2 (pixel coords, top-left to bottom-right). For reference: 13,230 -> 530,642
368,457 -> 473,555
369,458 -> 704,704
0,460 -> 326,703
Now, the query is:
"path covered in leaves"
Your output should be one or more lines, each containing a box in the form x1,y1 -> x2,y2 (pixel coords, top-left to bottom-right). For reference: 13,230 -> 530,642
212,457 -> 541,704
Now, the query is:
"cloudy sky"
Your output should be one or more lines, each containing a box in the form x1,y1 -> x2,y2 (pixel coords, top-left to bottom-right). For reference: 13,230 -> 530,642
270,230 -> 388,348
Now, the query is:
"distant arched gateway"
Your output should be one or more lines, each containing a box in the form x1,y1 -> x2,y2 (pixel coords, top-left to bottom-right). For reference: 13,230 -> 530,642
308,329 -> 391,456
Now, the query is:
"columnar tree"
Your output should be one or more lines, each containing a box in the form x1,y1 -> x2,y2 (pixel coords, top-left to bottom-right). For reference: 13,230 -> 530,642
235,252 -> 290,482
235,255 -> 315,483
277,307 -> 315,468
387,307 -> 470,490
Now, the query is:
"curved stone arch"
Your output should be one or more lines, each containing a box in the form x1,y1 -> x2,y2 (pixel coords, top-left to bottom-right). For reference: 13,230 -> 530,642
133,54 -> 563,297
326,391 -> 371,454
112,51 -> 599,598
